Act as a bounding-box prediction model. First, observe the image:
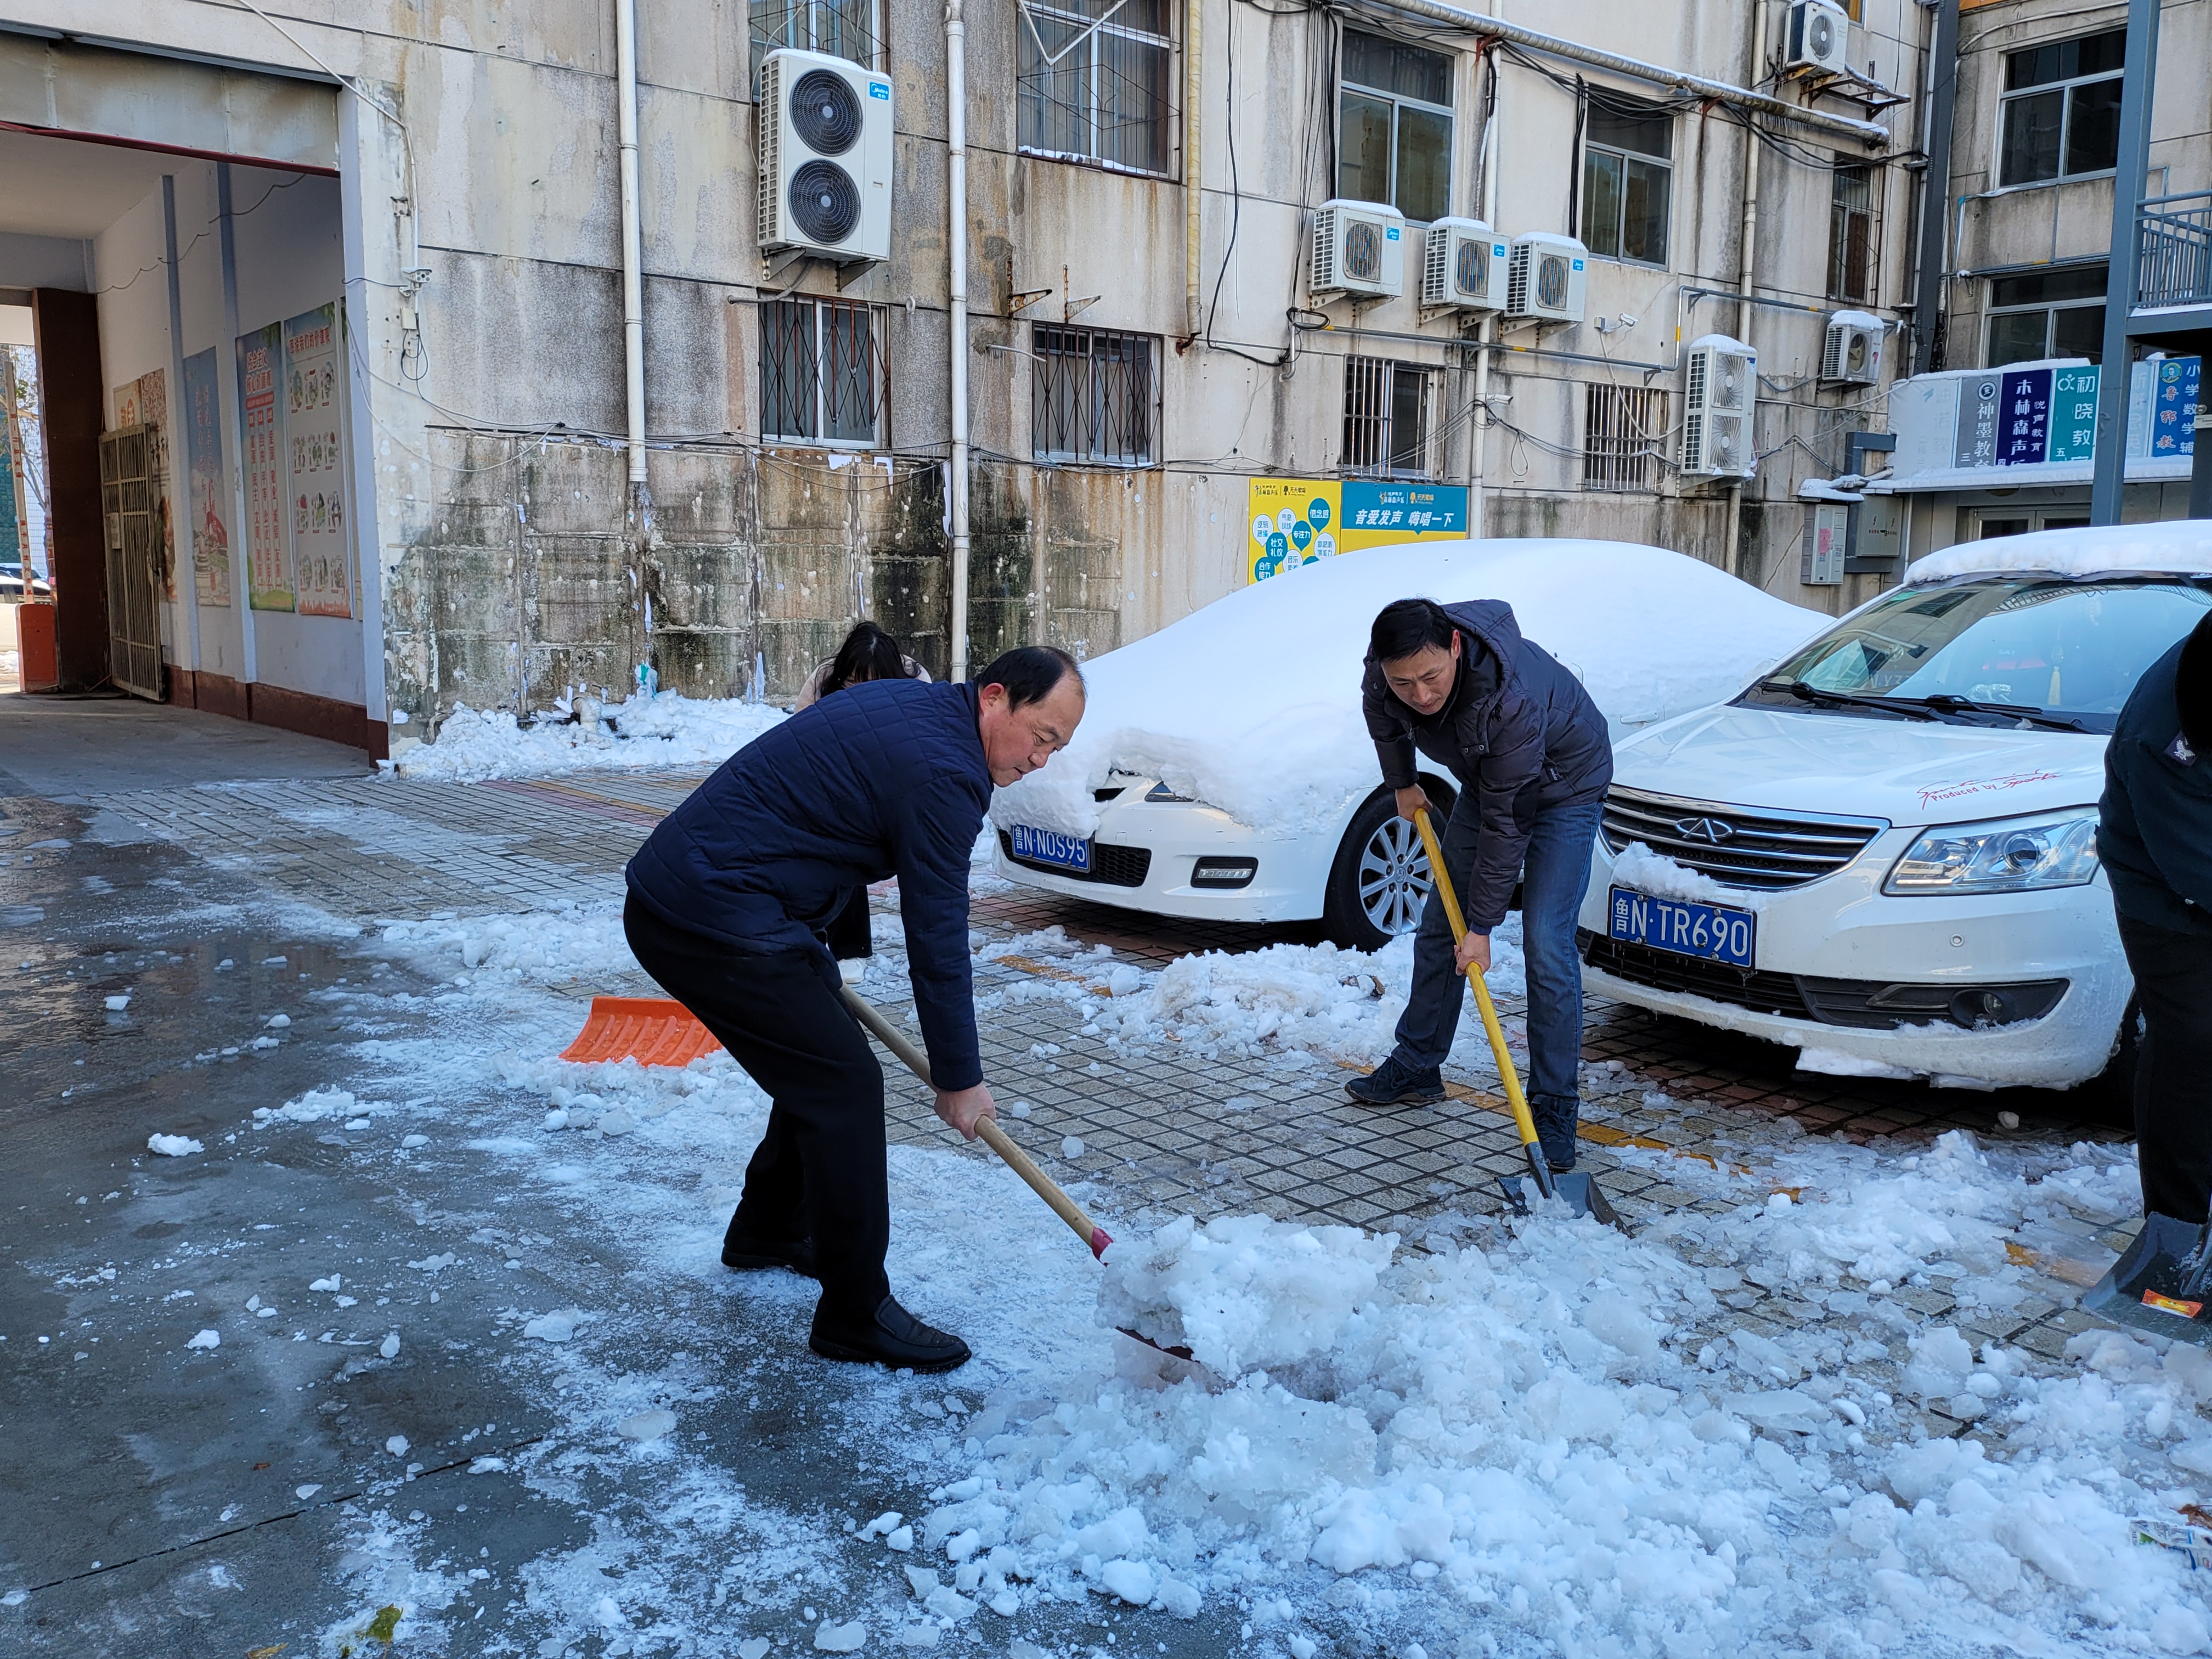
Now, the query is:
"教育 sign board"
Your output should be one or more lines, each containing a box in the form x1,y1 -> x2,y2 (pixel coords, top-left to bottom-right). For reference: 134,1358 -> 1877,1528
1248,478 -> 1470,582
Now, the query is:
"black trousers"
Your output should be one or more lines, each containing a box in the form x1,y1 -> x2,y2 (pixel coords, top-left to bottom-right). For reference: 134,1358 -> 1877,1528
623,895 -> 890,1316
2118,911 -> 2212,1225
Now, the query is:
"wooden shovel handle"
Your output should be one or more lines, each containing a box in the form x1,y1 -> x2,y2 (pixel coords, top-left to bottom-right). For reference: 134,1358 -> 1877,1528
841,985 -> 1110,1259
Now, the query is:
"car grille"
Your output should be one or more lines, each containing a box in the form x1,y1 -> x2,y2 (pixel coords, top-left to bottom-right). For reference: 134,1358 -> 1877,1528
1601,786 -> 1886,890
1581,932 -> 2068,1032
999,831 -> 1152,889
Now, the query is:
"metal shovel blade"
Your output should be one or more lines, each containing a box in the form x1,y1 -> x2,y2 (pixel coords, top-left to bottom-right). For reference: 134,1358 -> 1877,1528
1496,1171 -> 1623,1228
2083,1212 -> 2212,1346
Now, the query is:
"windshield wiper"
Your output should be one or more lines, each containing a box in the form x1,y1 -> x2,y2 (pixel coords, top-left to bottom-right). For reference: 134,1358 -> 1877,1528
1761,679 -> 1952,722
1912,693 -> 2091,733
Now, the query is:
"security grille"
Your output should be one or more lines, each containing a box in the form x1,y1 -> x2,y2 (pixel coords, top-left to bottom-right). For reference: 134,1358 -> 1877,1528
1583,385 -> 1668,490
1018,0 -> 1173,176
1601,785 -> 1886,890
1341,357 -> 1434,478
760,297 -> 886,446
98,424 -> 163,701
1031,325 -> 1158,466
749,0 -> 882,83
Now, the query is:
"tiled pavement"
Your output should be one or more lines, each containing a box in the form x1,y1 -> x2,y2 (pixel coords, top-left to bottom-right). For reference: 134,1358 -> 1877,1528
92,764 -> 2141,1398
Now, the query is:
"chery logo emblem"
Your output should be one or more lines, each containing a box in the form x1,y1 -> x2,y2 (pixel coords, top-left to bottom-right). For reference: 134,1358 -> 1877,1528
1674,816 -> 1737,844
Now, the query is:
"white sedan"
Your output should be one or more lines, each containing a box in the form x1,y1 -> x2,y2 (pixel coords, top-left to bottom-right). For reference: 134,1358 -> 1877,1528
989,539 -> 1827,948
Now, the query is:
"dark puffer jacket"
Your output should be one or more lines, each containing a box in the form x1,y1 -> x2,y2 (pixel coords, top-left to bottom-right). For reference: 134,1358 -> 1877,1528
626,676 -> 992,1090
1363,598 -> 1613,932
2101,634 -> 2212,938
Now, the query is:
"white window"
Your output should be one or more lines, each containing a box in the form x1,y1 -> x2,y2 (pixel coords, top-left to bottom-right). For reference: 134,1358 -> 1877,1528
1338,30 -> 1453,224
1580,95 -> 1673,267
1018,0 -> 1175,176
760,298 -> 886,447
1342,357 -> 1434,478
1997,29 -> 2123,188
1984,263 -> 2106,367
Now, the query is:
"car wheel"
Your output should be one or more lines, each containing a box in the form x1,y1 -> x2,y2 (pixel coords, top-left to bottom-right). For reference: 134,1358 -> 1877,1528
1323,789 -> 1442,951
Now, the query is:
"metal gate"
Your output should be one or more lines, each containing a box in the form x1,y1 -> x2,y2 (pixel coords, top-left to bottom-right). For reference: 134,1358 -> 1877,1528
98,424 -> 163,701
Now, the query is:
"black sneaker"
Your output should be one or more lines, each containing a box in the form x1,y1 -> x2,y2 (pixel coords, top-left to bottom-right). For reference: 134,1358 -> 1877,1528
809,1295 -> 971,1373
721,1233 -> 819,1277
1345,1055 -> 1445,1107
1531,1097 -> 1579,1173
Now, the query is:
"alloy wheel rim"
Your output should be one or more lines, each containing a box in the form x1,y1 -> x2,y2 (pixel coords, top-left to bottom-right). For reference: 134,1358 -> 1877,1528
1356,815 -> 1432,935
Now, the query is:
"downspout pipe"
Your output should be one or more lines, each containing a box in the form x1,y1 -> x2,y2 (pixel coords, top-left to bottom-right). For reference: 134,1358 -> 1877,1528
1723,0 -> 1770,583
1909,0 -> 1959,375
1470,43 -> 1499,537
2089,0 -> 2159,526
616,0 -> 647,488
1359,0 -> 1891,147
947,0 -> 972,680
1184,0 -> 1203,340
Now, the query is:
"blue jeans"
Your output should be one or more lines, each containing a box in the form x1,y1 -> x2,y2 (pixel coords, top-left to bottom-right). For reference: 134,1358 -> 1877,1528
1390,793 -> 1603,1113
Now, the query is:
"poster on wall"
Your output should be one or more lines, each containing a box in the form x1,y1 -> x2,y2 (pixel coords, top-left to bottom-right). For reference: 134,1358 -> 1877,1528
114,369 -> 178,601
283,304 -> 351,619
183,348 -> 230,608
1246,478 -> 1470,582
237,323 -> 293,611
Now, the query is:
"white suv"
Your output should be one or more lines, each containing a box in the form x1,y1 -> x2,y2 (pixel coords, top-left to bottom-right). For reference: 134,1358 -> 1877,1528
1579,521 -> 2212,1093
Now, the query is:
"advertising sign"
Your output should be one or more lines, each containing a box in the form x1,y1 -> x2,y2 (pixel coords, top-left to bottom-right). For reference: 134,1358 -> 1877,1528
183,348 -> 230,608
284,304 -> 351,618
1997,366 -> 2052,466
237,323 -> 292,611
1951,374 -> 2001,469
1247,477 -> 1471,582
2148,356 -> 2203,461
2045,364 -> 2099,465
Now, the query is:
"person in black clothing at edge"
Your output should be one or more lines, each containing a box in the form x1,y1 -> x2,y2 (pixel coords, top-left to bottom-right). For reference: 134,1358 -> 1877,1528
624,646 -> 1086,1372
1345,599 -> 1614,1173
2100,607 -> 2212,1226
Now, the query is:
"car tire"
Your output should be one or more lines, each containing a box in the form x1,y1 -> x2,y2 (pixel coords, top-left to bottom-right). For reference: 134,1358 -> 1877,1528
1323,783 -> 1454,952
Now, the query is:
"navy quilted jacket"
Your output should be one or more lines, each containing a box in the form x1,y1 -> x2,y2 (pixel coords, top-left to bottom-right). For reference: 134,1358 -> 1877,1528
625,678 -> 992,1091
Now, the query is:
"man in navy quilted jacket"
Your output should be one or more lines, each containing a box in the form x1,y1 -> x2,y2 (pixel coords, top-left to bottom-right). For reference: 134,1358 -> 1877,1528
625,646 -> 1085,1372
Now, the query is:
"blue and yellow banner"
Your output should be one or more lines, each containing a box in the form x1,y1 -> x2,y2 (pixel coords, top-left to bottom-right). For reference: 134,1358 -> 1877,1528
1248,478 -> 1470,582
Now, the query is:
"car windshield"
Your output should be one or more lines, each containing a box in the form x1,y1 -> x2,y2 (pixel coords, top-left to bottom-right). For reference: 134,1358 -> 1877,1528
1742,575 -> 2212,733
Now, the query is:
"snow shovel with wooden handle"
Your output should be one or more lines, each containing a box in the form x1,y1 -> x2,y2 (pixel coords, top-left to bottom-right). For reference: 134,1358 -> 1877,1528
839,985 -> 1113,1260
1412,808 -> 1620,1228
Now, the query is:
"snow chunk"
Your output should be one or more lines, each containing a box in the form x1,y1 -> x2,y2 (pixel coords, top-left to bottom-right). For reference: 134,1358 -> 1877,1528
393,692 -> 784,782
104,994 -> 130,1011
523,1309 -> 587,1342
1060,1136 -> 1085,1159
1099,1558 -> 1156,1605
255,1088 -> 357,1126
184,1329 -> 219,1351
1609,842 -> 1769,913
618,1408 -> 677,1442
148,1134 -> 204,1157
813,1618 -> 868,1652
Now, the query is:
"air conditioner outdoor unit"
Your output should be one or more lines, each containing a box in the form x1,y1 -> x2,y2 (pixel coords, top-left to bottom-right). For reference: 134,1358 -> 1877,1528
1421,217 -> 1509,312
1821,310 -> 1883,385
1505,232 -> 1588,322
1681,332 -> 1758,479
1786,0 -> 1853,75
758,48 -> 894,262
1312,199 -> 1406,298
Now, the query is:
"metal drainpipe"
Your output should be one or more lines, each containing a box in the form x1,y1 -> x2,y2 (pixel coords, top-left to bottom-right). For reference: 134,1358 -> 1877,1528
616,0 -> 646,489
1723,0 -> 1769,583
1470,50 -> 1499,538
946,0 -> 972,681
1184,0 -> 1203,340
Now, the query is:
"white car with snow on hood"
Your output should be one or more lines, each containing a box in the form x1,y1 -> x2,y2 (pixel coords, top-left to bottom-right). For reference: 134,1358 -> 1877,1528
1580,520 -> 2212,1093
989,539 -> 1826,947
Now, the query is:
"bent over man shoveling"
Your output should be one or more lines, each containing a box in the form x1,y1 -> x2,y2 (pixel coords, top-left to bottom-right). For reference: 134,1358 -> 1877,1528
1346,598 -> 1612,1170
623,647 -> 1085,1372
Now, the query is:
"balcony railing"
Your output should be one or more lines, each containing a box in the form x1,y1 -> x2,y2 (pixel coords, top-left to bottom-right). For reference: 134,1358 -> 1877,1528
2136,190 -> 2212,312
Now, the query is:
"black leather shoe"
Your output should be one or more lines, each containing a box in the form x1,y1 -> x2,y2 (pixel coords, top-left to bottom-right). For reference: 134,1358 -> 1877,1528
721,1234 -> 819,1277
1345,1055 -> 1445,1107
809,1295 -> 971,1373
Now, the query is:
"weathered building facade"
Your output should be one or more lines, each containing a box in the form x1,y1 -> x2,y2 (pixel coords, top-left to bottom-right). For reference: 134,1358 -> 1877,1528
4,1 -> 1957,753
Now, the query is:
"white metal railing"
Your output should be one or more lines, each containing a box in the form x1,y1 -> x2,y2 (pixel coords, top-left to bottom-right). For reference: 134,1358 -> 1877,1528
2136,190 -> 2212,311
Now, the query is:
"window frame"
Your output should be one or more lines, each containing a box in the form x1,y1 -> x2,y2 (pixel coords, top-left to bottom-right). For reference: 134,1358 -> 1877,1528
1340,355 -> 1436,480
1994,28 -> 2125,191
1578,95 -> 1674,268
1017,0 -> 1178,178
759,296 -> 889,450
1030,323 -> 1161,468
1826,157 -> 1879,306
750,0 -> 885,86
1336,28 -> 1457,225
1582,384 -> 1670,492
1983,261 -> 2108,368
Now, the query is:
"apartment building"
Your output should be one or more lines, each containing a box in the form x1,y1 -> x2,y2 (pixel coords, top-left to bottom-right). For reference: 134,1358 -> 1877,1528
0,2 -> 1938,752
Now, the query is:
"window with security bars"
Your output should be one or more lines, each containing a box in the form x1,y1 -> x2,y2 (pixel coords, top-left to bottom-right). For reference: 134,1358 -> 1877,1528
1341,357 -> 1434,478
1031,325 -> 1158,466
1827,159 -> 1877,304
751,0 -> 882,86
1583,385 -> 1668,490
1019,0 -> 1174,176
760,298 -> 886,447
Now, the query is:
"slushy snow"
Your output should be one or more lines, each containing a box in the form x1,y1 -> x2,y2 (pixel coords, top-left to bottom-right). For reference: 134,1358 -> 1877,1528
146,1133 -> 204,1157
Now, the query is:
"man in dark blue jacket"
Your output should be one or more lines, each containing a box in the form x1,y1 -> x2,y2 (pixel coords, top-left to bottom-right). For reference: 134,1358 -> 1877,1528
625,646 -> 1086,1371
1345,598 -> 1613,1171
2100,608 -> 2212,1224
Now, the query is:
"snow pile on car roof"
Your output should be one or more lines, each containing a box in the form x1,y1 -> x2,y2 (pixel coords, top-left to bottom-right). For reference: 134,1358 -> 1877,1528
1907,518 -> 2212,585
997,539 -> 1826,837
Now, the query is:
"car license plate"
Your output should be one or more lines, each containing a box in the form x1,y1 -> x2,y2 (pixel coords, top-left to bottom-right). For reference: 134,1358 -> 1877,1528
1608,886 -> 1756,968
1008,823 -> 1091,874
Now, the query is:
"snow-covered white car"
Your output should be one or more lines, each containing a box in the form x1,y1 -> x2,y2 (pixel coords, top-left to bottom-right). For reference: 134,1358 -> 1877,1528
1581,520 -> 2212,1093
990,539 -> 1826,948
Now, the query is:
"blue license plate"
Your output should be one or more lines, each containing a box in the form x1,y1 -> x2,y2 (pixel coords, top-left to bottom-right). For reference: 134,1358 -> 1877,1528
1608,886 -> 1756,968
1008,823 -> 1091,874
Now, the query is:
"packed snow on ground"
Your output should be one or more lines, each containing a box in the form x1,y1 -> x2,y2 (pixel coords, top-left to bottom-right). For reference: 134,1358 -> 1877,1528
375,902 -> 642,987
387,692 -> 782,782
1907,518 -> 2212,585
992,539 -> 1827,841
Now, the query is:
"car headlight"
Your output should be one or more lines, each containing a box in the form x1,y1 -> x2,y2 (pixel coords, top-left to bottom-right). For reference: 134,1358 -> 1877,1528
1882,810 -> 2101,895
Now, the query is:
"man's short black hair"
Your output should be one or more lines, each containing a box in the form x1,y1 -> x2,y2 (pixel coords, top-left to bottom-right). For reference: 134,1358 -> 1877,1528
1369,599 -> 1457,663
975,644 -> 1084,708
